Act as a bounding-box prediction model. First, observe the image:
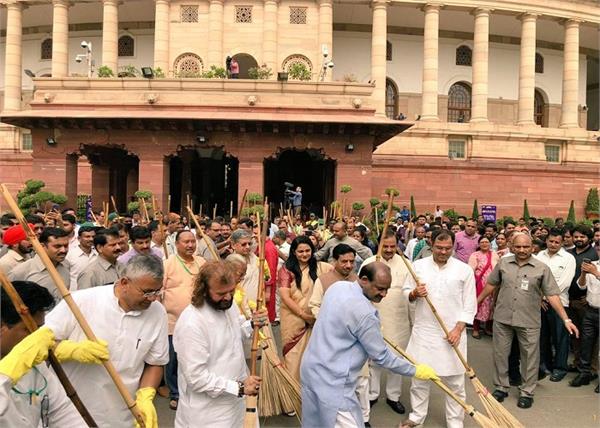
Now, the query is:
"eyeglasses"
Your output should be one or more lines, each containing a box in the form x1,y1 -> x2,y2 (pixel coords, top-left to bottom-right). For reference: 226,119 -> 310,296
124,277 -> 164,298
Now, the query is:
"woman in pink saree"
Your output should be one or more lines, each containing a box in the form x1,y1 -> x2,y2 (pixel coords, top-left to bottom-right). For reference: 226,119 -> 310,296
468,235 -> 499,338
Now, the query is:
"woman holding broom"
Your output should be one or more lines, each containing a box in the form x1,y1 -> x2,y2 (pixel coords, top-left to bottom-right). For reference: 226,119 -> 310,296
468,236 -> 499,339
278,236 -> 332,381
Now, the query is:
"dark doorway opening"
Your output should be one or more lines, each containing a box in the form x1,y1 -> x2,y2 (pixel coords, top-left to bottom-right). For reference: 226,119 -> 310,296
232,53 -> 258,79
169,146 -> 239,217
264,148 -> 336,218
82,145 -> 139,212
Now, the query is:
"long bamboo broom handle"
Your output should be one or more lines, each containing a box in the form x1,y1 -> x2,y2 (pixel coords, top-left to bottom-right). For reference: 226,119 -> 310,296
153,196 -> 170,258
397,251 -> 471,370
376,193 -> 395,261
239,189 -> 248,216
110,196 -> 121,223
0,185 -> 146,427
103,202 -> 109,228
249,208 -> 268,375
384,337 -> 478,417
186,206 -> 219,260
0,267 -> 98,427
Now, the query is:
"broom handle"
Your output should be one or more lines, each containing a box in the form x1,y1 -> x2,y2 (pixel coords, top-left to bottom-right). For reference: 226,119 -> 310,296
376,193 -> 395,261
249,208 -> 268,375
153,196 -> 170,258
398,251 -> 471,370
384,337 -> 476,415
110,196 -> 120,223
239,189 -> 248,216
0,185 -> 146,427
0,267 -> 98,427
186,206 -> 219,260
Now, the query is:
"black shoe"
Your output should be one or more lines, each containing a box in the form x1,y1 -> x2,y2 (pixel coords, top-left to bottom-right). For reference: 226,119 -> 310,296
369,398 -> 378,408
538,370 -> 549,381
364,423 -> 371,428
517,396 -> 534,409
492,390 -> 508,403
386,398 -> 406,414
509,377 -> 522,387
570,373 -> 594,387
567,364 -> 579,373
549,371 -> 567,382
595,384 -> 599,393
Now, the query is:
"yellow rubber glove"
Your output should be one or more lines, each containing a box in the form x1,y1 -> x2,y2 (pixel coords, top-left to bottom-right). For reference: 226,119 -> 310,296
0,327 -> 55,383
54,339 -> 109,364
134,387 -> 158,428
415,364 -> 440,381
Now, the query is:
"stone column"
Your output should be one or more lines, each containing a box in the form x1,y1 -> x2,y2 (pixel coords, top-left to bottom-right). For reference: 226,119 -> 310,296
421,3 -> 441,121
263,0 -> 278,74
65,154 -> 79,208
3,1 -> 23,111
318,0 -> 333,81
139,156 -> 170,213
102,0 -> 119,72
91,164 -> 110,209
517,13 -> 537,125
559,19 -> 580,128
470,8 -> 490,123
371,0 -> 387,116
154,0 -> 170,72
51,0 -> 69,78
207,0 -> 224,67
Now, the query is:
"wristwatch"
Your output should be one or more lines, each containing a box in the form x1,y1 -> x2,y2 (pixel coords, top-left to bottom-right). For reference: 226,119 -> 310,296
238,381 -> 245,397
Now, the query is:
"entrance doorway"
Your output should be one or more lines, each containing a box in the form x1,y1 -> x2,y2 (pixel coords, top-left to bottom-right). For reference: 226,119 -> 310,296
264,148 -> 336,217
169,146 -> 239,217
232,53 -> 258,79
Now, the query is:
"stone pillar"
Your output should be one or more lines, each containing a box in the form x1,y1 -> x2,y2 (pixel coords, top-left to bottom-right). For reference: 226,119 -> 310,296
207,0 -> 224,67
318,0 -> 333,81
139,156 -> 170,213
470,8 -> 490,123
91,164 -> 110,209
3,1 -> 23,111
517,13 -> 537,125
559,19 -> 580,128
126,167 -> 139,202
65,154 -> 79,208
371,0 -> 387,116
421,3 -> 441,121
154,0 -> 170,72
51,0 -> 69,78
102,0 -> 119,72
263,0 -> 278,74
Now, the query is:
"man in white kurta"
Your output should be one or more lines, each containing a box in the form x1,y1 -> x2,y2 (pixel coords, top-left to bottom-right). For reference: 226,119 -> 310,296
173,261 -> 264,428
361,230 -> 412,414
45,255 -> 169,427
402,230 -> 476,428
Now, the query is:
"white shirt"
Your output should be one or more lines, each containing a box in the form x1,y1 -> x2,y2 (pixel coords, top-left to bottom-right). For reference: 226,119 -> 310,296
65,245 -> 97,291
579,260 -> 600,308
404,238 -> 420,261
0,363 -> 86,427
44,284 -> 169,427
537,248 -> 577,307
402,256 -> 476,376
277,241 -> 290,271
173,303 -> 252,428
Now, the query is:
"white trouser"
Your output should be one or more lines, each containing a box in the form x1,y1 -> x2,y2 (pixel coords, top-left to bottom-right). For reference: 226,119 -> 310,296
368,364 -> 403,401
408,374 -> 465,428
335,411 -> 359,428
356,375 -> 370,422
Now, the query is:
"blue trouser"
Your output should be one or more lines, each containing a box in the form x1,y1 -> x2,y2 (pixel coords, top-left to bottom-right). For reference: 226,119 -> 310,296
166,335 -> 179,400
548,306 -> 570,375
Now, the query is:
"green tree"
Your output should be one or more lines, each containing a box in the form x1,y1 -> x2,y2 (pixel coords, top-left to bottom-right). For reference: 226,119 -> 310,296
567,200 -> 576,223
17,179 -> 67,211
471,199 -> 479,219
522,199 -> 530,221
585,187 -> 599,213
410,195 -> 417,219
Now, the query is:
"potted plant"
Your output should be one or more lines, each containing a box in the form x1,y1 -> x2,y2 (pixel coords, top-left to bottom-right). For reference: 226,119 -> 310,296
97,65 -> 114,78
287,62 -> 311,81
585,187 -> 599,219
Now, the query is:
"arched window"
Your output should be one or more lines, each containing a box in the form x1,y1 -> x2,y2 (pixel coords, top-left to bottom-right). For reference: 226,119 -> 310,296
174,53 -> 204,77
385,79 -> 398,119
455,45 -> 472,66
447,82 -> 471,123
535,53 -> 544,74
282,54 -> 313,80
118,35 -> 134,57
386,40 -> 392,61
534,89 -> 546,126
41,38 -> 53,60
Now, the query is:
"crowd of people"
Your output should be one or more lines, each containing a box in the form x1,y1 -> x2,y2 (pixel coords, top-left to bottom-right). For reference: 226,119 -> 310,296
0,204 -> 598,427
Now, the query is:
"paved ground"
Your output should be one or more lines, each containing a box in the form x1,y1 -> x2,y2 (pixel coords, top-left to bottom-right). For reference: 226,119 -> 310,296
156,331 -> 599,427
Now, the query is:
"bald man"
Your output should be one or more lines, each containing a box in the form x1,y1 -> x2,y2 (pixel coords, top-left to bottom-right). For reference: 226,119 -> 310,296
478,234 -> 578,409
314,222 -> 372,264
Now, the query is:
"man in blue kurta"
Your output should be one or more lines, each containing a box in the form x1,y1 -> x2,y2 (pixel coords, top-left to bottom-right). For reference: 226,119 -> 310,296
301,262 -> 439,427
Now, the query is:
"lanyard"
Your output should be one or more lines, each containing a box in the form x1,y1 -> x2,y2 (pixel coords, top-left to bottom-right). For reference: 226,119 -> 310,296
176,255 -> 200,275
11,366 -> 48,405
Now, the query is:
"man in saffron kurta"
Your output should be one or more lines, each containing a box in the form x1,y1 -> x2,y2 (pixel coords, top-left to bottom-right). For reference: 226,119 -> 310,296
301,262 -> 438,428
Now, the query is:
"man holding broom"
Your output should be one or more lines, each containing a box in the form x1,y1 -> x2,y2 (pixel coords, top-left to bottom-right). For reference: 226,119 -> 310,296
301,262 -> 439,428
401,229 -> 476,428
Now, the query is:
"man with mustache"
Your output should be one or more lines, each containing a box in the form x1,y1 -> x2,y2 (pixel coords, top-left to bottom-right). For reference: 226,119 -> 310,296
173,261 -> 267,427
0,224 -> 34,273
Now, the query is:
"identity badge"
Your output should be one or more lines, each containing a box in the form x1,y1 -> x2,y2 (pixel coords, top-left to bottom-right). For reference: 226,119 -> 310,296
520,278 -> 529,291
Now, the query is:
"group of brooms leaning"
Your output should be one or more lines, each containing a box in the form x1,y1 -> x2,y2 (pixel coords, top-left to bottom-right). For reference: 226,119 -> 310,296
0,186 -> 524,428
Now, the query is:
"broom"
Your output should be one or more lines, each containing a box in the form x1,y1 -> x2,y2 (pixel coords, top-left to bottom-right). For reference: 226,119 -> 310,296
375,190 -> 396,261
0,184 -> 147,427
186,206 -> 219,260
398,252 -> 524,428
384,337 -> 499,428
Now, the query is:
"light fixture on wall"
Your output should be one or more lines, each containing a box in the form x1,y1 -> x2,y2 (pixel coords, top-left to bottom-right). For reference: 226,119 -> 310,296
46,137 -> 57,146
75,41 -> 93,78
141,67 -> 154,79
277,72 -> 288,82
196,133 -> 208,144
345,143 -> 355,153
24,69 -> 36,78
